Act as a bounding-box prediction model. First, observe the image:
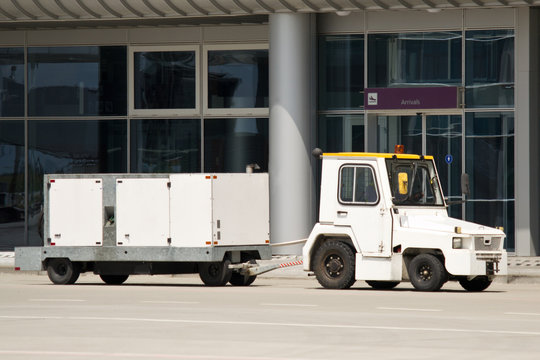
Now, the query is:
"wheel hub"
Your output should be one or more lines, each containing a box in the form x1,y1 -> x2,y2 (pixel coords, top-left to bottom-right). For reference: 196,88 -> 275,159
325,255 -> 344,277
419,265 -> 432,281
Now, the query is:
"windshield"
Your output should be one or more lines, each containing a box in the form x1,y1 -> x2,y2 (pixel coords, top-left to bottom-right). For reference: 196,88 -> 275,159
385,158 -> 445,206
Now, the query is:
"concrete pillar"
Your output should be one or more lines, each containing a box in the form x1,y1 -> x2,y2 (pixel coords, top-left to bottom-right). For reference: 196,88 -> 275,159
515,7 -> 540,255
269,13 -> 316,254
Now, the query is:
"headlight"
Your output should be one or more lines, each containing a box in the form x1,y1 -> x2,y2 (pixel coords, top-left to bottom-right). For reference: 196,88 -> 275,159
452,237 -> 462,249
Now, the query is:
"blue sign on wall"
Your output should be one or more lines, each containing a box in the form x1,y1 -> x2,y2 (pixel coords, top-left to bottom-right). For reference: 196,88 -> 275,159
445,154 -> 453,164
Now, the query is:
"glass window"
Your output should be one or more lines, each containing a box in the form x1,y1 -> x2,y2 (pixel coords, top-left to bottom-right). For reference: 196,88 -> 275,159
319,35 -> 364,110
28,46 -> 127,116
368,32 -> 462,88
28,120 -> 127,245
0,48 -> 24,117
207,49 -> 268,109
465,30 -> 514,108
134,50 -> 196,110
130,119 -> 201,173
0,120 -> 24,250
465,112 -> 514,249
204,118 -> 268,173
426,115 -> 462,218
377,115 -> 422,155
319,114 -> 364,152
339,166 -> 378,204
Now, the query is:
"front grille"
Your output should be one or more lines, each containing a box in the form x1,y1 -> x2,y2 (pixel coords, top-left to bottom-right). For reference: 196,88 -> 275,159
474,236 -> 502,251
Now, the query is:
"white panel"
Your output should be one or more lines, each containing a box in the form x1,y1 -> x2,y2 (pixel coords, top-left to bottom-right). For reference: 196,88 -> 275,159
355,254 -> 402,281
212,174 -> 269,246
465,8 -> 514,29
202,25 -> 269,42
367,9 -> 462,32
49,178 -> 103,246
129,27 -> 202,44
116,178 -> 170,246
27,29 -> 128,45
169,174 -> 213,247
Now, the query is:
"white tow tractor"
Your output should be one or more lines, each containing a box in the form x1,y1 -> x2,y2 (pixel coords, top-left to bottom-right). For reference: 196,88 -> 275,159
302,148 -> 507,291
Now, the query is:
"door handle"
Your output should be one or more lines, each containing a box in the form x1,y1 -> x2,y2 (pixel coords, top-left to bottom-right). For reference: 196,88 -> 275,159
337,211 -> 348,216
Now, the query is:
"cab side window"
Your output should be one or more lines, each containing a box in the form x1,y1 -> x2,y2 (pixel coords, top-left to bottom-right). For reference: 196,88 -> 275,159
339,166 -> 378,204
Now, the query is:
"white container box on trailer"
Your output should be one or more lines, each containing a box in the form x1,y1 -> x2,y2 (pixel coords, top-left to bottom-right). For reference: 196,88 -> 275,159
15,173 -> 271,286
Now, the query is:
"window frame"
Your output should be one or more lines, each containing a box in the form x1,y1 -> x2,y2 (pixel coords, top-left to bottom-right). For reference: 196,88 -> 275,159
338,164 -> 380,206
129,45 -> 200,117
203,43 -> 269,117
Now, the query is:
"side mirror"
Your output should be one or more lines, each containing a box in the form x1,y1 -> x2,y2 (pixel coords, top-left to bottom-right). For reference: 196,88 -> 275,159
398,172 -> 408,195
461,173 -> 470,196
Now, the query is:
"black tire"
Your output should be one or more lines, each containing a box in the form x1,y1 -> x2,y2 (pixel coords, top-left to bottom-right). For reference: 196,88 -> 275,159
229,272 -> 257,286
366,280 -> 400,290
199,259 -> 232,286
313,240 -> 356,289
408,254 -> 447,291
47,258 -> 80,285
100,274 -> 129,285
459,276 -> 492,292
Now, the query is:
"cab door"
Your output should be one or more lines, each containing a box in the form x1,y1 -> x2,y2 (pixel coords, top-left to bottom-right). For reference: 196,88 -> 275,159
333,162 -> 392,257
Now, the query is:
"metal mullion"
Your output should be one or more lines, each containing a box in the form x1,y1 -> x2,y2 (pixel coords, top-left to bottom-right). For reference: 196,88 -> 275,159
24,35 -> 29,246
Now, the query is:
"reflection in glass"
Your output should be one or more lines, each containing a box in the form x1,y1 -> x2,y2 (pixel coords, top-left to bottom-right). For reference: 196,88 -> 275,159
208,50 -> 268,108
465,30 -> 514,108
204,118 -> 268,173
426,115 -> 462,218
377,115 -> 422,155
466,201 -> 514,251
134,51 -> 195,109
368,32 -> 462,88
28,46 -> 127,116
0,48 -> 24,117
0,121 -> 24,249
465,112 -> 514,249
319,35 -> 364,110
319,114 -> 364,152
131,119 -> 201,173
28,120 -> 127,245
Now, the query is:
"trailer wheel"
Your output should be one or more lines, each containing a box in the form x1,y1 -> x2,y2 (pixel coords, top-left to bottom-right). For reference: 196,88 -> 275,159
47,258 -> 80,285
199,259 -> 232,286
408,254 -> 447,291
229,272 -> 257,286
100,275 -> 129,285
366,280 -> 400,290
313,240 -> 356,289
458,276 -> 492,292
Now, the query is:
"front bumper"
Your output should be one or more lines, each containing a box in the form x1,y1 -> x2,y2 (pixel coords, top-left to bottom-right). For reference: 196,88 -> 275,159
445,249 -> 507,276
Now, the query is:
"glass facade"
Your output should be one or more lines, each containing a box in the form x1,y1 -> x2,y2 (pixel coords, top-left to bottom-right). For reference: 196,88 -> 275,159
319,114 -> 364,152
28,46 -> 127,116
0,120 -> 24,249
208,49 -> 268,109
131,119 -> 200,173
368,32 -> 462,88
134,50 -> 196,110
319,35 -> 364,110
0,48 -> 24,117
204,118 -> 268,173
465,30 -> 515,108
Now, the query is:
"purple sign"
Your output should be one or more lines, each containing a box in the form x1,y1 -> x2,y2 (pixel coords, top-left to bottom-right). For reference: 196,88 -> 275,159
364,87 -> 459,110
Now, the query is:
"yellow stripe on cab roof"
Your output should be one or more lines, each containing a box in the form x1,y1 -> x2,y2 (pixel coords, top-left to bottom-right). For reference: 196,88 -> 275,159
323,152 -> 434,160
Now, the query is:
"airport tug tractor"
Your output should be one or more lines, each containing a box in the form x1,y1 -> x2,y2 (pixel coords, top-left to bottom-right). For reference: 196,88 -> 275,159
303,147 -> 507,291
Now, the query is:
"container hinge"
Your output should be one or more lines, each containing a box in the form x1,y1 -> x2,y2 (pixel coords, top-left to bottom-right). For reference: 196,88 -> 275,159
167,182 -> 171,188
167,237 -> 172,245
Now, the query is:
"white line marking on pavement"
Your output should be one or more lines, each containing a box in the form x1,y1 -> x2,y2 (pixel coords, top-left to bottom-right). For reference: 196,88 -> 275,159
142,301 -> 200,304
505,312 -> 540,316
0,350 -> 291,360
377,307 -> 442,312
29,299 -> 85,302
261,303 -> 317,307
1,315 -> 539,336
